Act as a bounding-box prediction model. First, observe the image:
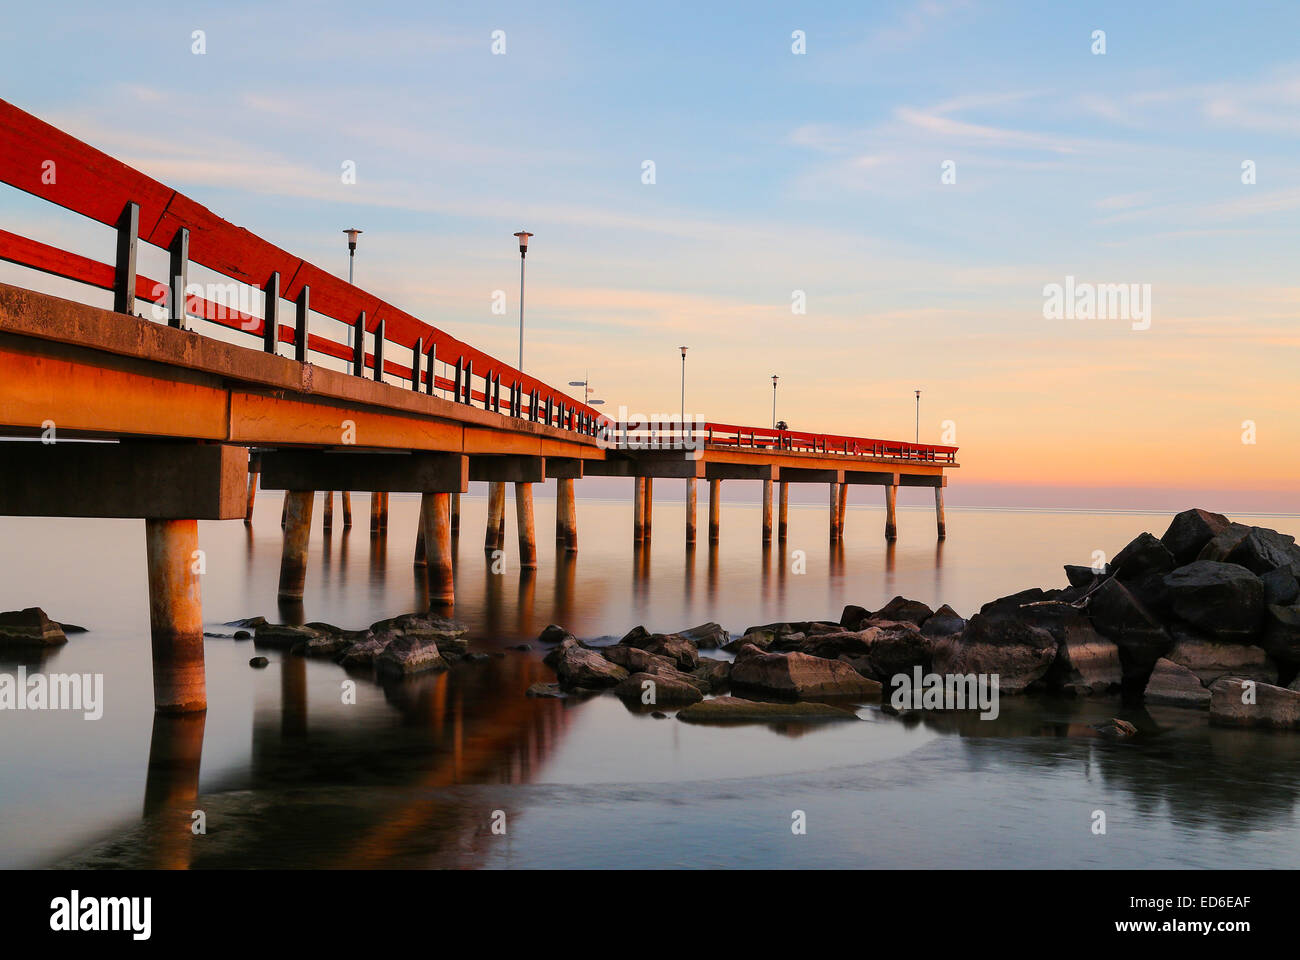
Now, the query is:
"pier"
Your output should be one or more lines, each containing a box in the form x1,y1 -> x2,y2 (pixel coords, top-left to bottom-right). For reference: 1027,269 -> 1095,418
0,98 -> 958,713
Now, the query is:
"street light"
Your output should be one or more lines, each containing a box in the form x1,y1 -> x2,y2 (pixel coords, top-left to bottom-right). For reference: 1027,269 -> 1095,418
679,346 -> 688,433
567,376 -> 604,406
342,229 -> 362,352
914,388 -> 921,443
771,375 -> 780,429
513,230 -> 533,370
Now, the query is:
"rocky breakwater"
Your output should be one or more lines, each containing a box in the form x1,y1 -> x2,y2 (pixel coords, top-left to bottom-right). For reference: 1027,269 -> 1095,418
251,612 -> 469,677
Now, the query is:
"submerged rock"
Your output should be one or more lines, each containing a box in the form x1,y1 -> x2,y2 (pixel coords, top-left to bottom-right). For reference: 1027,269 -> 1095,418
1166,626 -> 1277,686
537,624 -> 572,645
613,672 -> 704,705
526,682 -> 567,699
0,608 -> 67,647
375,634 -> 448,677
622,632 -> 699,671
336,636 -> 392,669
675,622 -> 729,649
677,696 -> 859,723
254,623 -> 323,649
291,634 -> 354,658
1210,677 -> 1300,730
1090,717 -> 1138,739
248,656 -> 269,668
552,637 -> 629,690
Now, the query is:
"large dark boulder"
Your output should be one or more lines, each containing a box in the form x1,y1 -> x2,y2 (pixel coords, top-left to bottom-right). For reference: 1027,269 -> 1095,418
376,634 -> 448,677
623,632 -> 699,671
978,588 -> 1053,617
1161,561 -> 1264,642
613,672 -> 703,706
600,644 -> 679,674
1262,567 -> 1300,606
675,622 -> 729,649
864,622 -> 935,681
1226,527 -> 1300,575
1261,605 -> 1300,668
537,624 -> 572,645
1041,609 -> 1122,696
691,658 -> 732,693
1111,532 -> 1175,580
1160,508 -> 1231,565
930,611 -> 1057,695
871,596 -> 934,627
800,629 -> 875,660
1197,523 -> 1252,562
723,628 -> 776,653
1166,624 -> 1277,686
839,604 -> 870,629
1064,565 -> 1105,590
730,648 -> 881,700
1083,577 -> 1171,684
336,635 -> 392,668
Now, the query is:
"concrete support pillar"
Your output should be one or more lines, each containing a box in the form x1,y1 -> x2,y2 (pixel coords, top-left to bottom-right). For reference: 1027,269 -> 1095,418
341,491 -> 353,528
244,459 -> 259,524
379,491 -> 390,533
837,483 -> 848,539
935,485 -> 946,540
515,482 -> 537,568
762,478 -> 773,544
708,478 -> 721,543
278,490 -> 314,600
486,482 -> 505,551
423,491 -> 455,606
451,492 -> 461,534
633,477 -> 646,542
556,477 -> 577,551
778,481 -> 789,540
145,518 -> 206,714
369,492 -> 381,537
643,478 -> 653,541
685,478 -> 697,544
829,482 -> 841,542
323,490 -> 334,531
885,483 -> 898,542
414,497 -> 428,567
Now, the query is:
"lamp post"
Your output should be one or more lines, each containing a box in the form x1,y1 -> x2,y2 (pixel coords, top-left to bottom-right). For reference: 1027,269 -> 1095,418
343,229 -> 362,351
567,376 -> 604,407
914,389 -> 921,443
679,346 -> 688,433
771,375 -> 779,429
513,231 -> 533,370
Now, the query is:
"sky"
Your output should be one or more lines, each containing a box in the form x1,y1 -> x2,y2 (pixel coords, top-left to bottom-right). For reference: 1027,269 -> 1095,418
1,0 -> 1297,512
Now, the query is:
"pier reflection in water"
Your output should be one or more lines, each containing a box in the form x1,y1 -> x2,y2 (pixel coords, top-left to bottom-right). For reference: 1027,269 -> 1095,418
3,494 -> 1299,868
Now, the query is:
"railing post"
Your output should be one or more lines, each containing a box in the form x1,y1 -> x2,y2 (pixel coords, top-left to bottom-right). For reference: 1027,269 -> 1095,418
168,227 -> 189,329
454,357 -> 464,402
426,343 -> 436,395
294,286 -> 310,362
113,201 -> 139,315
372,316 -> 385,381
262,272 -> 279,353
352,312 -> 366,375
412,337 -> 423,390
464,360 -> 473,403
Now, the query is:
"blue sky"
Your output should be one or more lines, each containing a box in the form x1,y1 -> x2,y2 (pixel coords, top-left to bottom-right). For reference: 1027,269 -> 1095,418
2,1 -> 1298,507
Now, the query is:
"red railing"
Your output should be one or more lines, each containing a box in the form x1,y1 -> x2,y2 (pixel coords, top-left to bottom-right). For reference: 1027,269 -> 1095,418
609,420 -> 958,463
0,98 -> 602,437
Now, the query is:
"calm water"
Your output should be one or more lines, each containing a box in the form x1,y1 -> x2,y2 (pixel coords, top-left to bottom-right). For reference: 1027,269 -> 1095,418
2,491 -> 1298,869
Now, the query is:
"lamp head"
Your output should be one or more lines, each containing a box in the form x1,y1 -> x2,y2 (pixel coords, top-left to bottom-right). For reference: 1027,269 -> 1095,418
343,228 -> 363,252
513,230 -> 533,256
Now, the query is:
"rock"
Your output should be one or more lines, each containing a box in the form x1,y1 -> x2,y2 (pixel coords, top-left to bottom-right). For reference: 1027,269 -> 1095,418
526,682 -> 567,699
1044,614 -> 1123,696
675,623 -> 729,649
465,652 -> 491,662
1111,532 -> 1175,580
1196,523 -> 1252,562
336,636 -> 392,669
1226,527 -> 1300,575
730,649 -> 881,700
623,632 -> 699,671
0,608 -> 67,647
253,623 -> 324,649
676,696 -> 859,723
769,631 -> 808,653
57,623 -> 88,634
537,624 -> 572,645
553,637 -> 629,690
614,672 -> 704,705
839,604 -> 870,629
291,635 -> 353,658
1262,567 -> 1300,606
864,622 -> 934,681
930,611 -> 1057,695
249,656 -> 269,668
233,630 -> 252,641
872,596 -> 934,627
1210,677 -> 1300,730
921,604 -> 966,639
1085,577 -> 1171,669
691,658 -> 731,693
369,612 -> 468,640
376,635 -> 448,677
1161,561 -> 1264,642
723,628 -> 776,653
620,625 -> 651,646
225,616 -> 268,629
1166,625 -> 1277,686
600,644 -> 677,674
799,629 -> 876,660
1143,658 -> 1211,708
1064,564 -> 1105,589
1091,718 -> 1137,738
978,588 -> 1054,617
1161,508 -> 1232,564
1261,605 -> 1300,667
512,643 -> 532,651
651,711 -> 668,719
